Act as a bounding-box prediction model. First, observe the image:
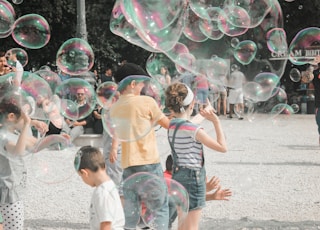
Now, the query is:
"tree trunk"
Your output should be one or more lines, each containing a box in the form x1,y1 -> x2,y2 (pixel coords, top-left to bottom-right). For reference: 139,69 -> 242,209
76,0 -> 87,40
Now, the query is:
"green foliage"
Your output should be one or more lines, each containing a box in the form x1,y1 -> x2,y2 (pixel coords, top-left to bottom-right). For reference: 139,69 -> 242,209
1,0 -> 150,72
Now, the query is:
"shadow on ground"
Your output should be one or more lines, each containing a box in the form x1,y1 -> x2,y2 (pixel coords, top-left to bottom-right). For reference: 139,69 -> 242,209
24,219 -> 89,230
200,217 -> 320,230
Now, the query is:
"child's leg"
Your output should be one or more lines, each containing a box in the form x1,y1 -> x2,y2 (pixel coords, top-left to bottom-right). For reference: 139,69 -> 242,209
0,211 -> 3,230
178,209 -> 202,230
0,201 -> 24,230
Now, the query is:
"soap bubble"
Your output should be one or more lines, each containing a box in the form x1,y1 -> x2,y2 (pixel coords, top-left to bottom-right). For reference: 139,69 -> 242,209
123,172 -> 168,229
54,78 -> 96,121
56,38 -> 95,76
12,14 -> 50,49
12,0 -> 23,4
0,0 -> 15,37
5,48 -> 28,67
31,139 -> 76,184
289,68 -> 301,82
96,81 -> 119,109
291,103 -> 299,113
104,76 -> 164,142
288,27 -> 320,65
34,69 -> 62,93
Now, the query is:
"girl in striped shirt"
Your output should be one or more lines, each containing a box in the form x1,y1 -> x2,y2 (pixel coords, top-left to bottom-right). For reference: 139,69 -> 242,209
165,82 -> 227,230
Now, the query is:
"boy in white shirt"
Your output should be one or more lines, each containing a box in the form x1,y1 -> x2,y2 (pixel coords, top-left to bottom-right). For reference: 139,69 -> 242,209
74,145 -> 124,230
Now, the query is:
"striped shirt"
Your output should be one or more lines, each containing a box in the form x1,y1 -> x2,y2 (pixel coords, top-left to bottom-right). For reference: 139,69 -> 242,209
168,118 -> 203,169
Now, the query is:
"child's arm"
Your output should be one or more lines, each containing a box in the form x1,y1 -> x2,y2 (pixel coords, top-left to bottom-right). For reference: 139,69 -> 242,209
6,112 -> 34,155
206,186 -> 232,201
196,100 -> 227,152
109,138 -> 119,163
100,221 -> 112,230
157,115 -> 170,129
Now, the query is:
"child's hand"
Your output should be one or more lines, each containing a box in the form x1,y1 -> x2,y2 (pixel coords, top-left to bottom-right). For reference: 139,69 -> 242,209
109,148 -> 118,163
199,99 -> 219,122
206,176 -> 220,192
20,111 -> 31,126
209,186 -> 232,201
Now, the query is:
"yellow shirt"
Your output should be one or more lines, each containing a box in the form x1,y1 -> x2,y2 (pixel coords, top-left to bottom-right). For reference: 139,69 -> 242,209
110,94 -> 165,168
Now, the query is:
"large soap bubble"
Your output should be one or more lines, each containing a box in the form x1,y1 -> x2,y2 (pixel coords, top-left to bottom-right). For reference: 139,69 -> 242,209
288,27 -> 320,65
56,38 -> 95,76
31,137 -> 75,184
111,0 -> 286,84
12,14 -> 50,49
54,78 -> 96,121
5,48 -> 28,67
123,172 -> 168,229
0,0 -> 15,38
103,76 -> 165,142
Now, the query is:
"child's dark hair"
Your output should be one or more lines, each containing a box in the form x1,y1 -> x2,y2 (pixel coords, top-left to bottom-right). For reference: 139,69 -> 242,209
165,154 -> 173,171
74,145 -> 105,172
165,82 -> 190,113
0,98 -> 21,124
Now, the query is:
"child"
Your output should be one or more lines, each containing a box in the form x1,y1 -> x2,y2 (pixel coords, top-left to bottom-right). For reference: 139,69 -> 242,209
165,82 -> 227,230
0,98 -> 37,230
164,155 -> 232,228
164,155 -> 232,201
74,145 -> 124,230
109,63 -> 170,229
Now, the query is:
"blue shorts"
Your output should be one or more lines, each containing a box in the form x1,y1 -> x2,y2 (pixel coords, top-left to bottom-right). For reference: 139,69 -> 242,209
172,166 -> 206,211
122,163 -> 169,229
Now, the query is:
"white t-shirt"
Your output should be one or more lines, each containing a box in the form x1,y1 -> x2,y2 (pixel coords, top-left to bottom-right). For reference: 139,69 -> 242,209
90,180 -> 124,230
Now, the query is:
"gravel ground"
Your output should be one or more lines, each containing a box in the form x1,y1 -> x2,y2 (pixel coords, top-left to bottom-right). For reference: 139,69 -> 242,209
22,114 -> 320,229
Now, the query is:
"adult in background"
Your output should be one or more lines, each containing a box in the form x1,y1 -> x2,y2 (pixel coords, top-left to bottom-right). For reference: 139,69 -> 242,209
312,59 -> 320,144
0,51 -> 11,76
101,67 -> 114,83
63,88 -> 93,142
227,65 -> 246,120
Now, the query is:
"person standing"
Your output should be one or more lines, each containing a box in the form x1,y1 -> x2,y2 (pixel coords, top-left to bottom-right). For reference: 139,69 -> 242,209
216,85 -> 227,116
159,66 -> 171,88
194,71 -> 210,113
109,63 -> 170,229
74,146 -> 125,229
227,65 -> 246,120
165,82 -> 227,230
312,61 -> 320,144
0,98 -> 38,230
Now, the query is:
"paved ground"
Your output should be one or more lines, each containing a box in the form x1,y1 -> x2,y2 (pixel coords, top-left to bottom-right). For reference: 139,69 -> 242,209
23,114 -> 320,229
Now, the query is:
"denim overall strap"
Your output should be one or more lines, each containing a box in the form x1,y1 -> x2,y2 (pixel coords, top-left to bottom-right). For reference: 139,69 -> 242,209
168,120 -> 186,166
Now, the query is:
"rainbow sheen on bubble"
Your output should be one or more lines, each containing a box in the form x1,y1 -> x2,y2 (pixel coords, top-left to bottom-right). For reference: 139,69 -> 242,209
5,48 -> 28,67
96,81 -> 119,109
56,38 -> 95,76
54,78 -> 96,120
19,72 -> 53,120
12,14 -> 50,49
35,69 -> 62,93
270,103 -> 294,126
289,27 -> 320,65
31,141 -> 76,184
0,0 -> 15,37
289,67 -> 301,82
266,28 -> 288,54
123,172 -> 168,229
111,0 -> 286,86
103,76 -> 164,142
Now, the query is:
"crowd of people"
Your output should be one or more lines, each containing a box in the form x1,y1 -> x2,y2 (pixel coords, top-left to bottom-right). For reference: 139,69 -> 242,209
0,55 -> 233,230
3,51 -> 320,229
